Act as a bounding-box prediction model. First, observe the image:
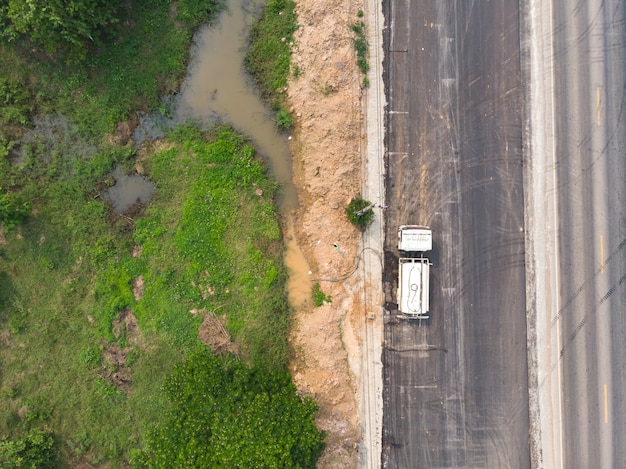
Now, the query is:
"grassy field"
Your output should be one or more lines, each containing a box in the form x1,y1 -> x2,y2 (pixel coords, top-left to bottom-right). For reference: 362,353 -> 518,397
0,0 -> 306,465
0,124 -> 290,464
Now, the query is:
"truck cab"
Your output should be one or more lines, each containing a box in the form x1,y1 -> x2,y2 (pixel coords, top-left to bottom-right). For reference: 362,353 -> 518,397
397,225 -> 433,253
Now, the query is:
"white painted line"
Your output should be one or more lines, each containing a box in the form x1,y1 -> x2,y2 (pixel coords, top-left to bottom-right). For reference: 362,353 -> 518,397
604,383 -> 608,424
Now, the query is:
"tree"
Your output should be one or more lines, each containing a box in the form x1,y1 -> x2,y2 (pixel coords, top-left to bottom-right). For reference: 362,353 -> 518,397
134,348 -> 325,468
0,0 -> 122,60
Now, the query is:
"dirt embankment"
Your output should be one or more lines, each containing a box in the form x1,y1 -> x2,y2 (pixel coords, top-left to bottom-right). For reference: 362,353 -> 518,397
287,1 -> 366,467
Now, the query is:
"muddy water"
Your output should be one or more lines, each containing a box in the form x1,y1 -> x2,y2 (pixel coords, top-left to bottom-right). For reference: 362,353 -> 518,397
176,0 -> 297,207
283,219 -> 313,308
102,166 -> 156,214
176,0 -> 311,307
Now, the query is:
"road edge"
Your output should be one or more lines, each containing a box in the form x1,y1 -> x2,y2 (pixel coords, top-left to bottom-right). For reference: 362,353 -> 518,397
521,1 -> 563,468
358,0 -> 386,467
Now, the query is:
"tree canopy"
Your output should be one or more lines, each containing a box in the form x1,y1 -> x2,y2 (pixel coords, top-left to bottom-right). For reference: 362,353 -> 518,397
134,347 -> 325,468
0,0 -> 121,59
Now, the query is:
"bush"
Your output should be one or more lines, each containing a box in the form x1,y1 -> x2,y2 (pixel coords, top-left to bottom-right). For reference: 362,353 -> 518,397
0,188 -> 31,230
0,77 -> 32,125
0,429 -> 56,468
134,348 -> 325,468
174,0 -> 225,30
0,0 -> 122,61
346,196 -> 374,230
351,20 -> 369,74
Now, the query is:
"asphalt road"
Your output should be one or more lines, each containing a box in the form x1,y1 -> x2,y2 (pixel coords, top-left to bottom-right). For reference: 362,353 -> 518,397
381,1 -> 530,467
550,0 -> 626,467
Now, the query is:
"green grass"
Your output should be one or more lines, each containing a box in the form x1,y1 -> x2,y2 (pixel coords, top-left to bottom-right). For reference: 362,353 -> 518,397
0,0 -> 307,464
0,125 -> 291,465
244,0 -> 297,130
312,283 -> 332,307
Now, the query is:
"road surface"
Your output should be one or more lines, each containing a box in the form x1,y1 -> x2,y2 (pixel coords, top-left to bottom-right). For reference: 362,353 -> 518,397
549,0 -> 626,467
381,0 -> 530,467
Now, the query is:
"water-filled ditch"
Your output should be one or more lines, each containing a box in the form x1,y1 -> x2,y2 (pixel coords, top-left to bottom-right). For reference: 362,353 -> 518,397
134,0 -> 311,307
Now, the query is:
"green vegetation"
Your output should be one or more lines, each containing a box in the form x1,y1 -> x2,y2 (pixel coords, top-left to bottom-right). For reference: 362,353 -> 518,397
292,63 -> 302,79
0,0 -> 121,61
313,282 -> 332,307
0,0 -> 326,466
351,17 -> 369,87
245,0 -> 298,131
276,107 -> 295,131
0,187 -> 30,230
0,0 -> 224,139
140,125 -> 291,367
346,196 -> 375,230
0,429 -> 56,468
0,124 -> 302,465
134,348 -> 325,467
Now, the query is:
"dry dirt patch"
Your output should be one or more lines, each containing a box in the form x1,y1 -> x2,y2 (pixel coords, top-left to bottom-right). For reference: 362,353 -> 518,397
193,308 -> 240,356
111,307 -> 142,346
101,344 -> 133,391
131,275 -> 145,301
102,308 -> 143,391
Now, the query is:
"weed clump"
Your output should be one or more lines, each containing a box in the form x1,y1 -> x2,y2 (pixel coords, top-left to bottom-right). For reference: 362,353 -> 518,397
351,20 -> 369,76
312,282 -> 331,307
276,107 -> 294,131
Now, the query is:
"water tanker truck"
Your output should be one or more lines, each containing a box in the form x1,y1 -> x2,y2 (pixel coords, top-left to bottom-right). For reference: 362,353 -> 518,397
397,226 -> 432,319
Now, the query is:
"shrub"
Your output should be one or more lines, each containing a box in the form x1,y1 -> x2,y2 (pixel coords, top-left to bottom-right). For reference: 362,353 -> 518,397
0,188 -> 31,230
351,20 -> 369,74
0,77 -> 32,125
346,196 -> 374,230
0,0 -> 122,61
0,429 -> 56,468
134,348 -> 325,468
175,0 -> 225,30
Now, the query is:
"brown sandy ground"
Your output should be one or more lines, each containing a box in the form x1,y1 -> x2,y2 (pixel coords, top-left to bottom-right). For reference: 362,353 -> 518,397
287,0 -> 367,467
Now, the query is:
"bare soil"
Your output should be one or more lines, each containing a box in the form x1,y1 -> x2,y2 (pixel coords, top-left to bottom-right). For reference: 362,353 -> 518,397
287,1 -> 366,466
112,307 -> 142,346
103,308 -> 142,391
131,275 -> 145,301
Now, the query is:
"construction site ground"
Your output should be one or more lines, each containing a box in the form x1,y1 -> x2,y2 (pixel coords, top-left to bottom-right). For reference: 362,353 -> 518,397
286,0 -> 385,467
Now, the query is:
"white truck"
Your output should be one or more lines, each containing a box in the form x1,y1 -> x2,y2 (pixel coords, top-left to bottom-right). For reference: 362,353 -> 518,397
397,226 -> 432,319
397,225 -> 432,252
